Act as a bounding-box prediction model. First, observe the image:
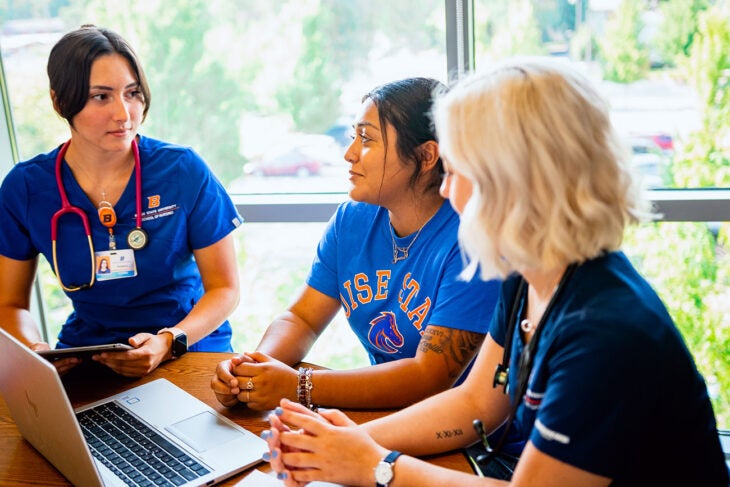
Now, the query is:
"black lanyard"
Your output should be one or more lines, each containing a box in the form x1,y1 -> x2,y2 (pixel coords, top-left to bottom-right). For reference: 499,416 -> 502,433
486,263 -> 577,457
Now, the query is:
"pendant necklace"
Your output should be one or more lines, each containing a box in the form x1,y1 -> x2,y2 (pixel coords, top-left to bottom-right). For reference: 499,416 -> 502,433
388,211 -> 435,264
519,319 -> 533,333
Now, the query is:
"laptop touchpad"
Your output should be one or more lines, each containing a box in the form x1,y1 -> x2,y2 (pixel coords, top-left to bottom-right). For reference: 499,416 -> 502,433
166,411 -> 244,452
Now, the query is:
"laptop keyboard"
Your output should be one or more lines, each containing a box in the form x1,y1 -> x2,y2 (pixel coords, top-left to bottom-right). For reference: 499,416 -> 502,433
77,401 -> 211,487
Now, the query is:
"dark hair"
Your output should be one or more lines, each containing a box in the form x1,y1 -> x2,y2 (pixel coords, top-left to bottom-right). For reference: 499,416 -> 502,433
363,77 -> 446,192
47,25 -> 151,126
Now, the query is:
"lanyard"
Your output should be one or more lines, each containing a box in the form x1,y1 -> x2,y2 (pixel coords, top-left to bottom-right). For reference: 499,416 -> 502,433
50,139 -> 147,291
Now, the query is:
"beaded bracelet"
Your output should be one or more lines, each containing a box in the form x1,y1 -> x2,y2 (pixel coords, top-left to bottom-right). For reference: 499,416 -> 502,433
296,367 -> 316,410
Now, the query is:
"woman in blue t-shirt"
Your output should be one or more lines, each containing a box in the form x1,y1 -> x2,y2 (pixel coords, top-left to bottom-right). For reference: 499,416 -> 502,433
211,78 -> 500,411
262,59 -> 729,486
0,26 -> 242,377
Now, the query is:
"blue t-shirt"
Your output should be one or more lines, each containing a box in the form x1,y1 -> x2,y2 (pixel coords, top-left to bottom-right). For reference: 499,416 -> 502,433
0,135 -> 243,351
307,200 -> 500,379
490,252 -> 728,485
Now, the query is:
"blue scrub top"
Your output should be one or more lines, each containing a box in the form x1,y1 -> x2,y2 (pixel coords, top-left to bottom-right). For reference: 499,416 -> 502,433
0,135 -> 243,350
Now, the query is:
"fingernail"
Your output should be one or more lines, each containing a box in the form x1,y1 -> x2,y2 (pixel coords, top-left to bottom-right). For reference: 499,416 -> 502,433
271,450 -> 278,458
262,452 -> 271,462
277,472 -> 288,480
275,406 -> 283,416
260,430 -> 271,440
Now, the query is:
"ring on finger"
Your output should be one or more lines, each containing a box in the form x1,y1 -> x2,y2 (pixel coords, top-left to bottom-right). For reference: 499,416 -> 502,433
245,390 -> 250,402
246,377 -> 255,390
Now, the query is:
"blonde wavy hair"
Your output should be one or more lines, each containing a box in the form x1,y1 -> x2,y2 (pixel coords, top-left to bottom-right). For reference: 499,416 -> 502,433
433,59 -> 649,280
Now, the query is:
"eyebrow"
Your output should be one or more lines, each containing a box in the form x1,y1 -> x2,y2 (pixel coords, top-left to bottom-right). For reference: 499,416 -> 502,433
353,121 -> 379,131
89,81 -> 140,91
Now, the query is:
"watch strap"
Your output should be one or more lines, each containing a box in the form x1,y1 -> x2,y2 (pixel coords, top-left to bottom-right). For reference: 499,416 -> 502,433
156,327 -> 187,357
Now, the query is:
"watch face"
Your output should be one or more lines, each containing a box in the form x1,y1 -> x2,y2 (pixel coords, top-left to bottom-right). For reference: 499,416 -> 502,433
127,228 -> 149,250
374,462 -> 394,485
172,332 -> 188,357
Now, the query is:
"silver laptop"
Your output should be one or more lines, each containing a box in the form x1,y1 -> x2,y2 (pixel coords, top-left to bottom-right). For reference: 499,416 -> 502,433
0,327 -> 267,487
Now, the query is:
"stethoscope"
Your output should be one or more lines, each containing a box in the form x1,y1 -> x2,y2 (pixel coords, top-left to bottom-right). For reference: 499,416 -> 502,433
51,139 -> 148,292
475,263 -> 577,469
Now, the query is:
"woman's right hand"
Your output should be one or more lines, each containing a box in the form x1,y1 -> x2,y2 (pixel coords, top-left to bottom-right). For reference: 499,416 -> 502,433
264,400 -> 325,487
210,354 -> 255,407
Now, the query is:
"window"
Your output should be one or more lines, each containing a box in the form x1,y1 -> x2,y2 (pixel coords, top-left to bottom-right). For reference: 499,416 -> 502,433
0,0 -> 727,426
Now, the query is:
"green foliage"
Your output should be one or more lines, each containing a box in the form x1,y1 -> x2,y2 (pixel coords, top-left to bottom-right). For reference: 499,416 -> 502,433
679,5 -> 730,135
489,0 -> 546,59
654,0 -> 709,66
275,4 -> 345,132
59,0 -> 253,185
647,3 -> 730,427
672,5 -> 730,188
599,0 -> 650,83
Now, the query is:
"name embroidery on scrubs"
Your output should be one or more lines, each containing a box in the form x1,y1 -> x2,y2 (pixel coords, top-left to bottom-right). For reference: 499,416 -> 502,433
141,203 -> 179,222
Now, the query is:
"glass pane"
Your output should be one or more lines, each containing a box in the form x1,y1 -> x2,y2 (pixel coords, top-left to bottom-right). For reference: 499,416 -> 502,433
473,0 -> 730,190
473,0 -> 730,427
624,221 -> 730,428
1,0 -> 446,196
232,223 -> 369,369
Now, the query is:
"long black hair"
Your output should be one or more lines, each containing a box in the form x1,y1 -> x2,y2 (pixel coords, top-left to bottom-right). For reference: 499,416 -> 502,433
363,77 -> 447,193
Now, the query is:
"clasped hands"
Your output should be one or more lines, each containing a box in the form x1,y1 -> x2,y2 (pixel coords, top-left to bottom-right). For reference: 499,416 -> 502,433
261,399 -> 389,487
211,352 -> 299,410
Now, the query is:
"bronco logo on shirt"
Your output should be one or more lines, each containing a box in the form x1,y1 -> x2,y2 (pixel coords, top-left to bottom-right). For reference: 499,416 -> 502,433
340,271 -> 432,331
368,311 -> 404,353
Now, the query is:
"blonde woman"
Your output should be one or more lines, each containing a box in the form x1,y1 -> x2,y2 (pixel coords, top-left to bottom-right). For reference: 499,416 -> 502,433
262,59 -> 729,486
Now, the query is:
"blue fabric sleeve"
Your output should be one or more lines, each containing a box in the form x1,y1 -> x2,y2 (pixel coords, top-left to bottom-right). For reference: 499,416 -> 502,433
306,204 -> 343,299
182,149 -> 243,250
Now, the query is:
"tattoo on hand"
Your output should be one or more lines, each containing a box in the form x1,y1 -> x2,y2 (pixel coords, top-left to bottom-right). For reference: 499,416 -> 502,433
436,429 -> 464,440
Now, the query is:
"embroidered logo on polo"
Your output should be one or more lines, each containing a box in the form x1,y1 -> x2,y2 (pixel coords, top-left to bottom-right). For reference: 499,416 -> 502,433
368,311 -> 404,353
147,195 -> 161,209
140,196 -> 179,222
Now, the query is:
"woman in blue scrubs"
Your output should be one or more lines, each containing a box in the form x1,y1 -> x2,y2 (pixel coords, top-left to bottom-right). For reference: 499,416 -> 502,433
0,25 -> 242,377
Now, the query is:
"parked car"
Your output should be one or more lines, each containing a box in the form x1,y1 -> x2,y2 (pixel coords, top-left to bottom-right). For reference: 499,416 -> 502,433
630,132 -> 675,153
243,149 -> 322,177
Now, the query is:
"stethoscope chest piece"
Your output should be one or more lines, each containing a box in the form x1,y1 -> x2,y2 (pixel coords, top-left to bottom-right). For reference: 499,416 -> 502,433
127,227 -> 149,250
493,364 -> 509,389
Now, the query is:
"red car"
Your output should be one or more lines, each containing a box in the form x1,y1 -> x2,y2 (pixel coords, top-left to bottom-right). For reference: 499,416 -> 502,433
632,132 -> 674,152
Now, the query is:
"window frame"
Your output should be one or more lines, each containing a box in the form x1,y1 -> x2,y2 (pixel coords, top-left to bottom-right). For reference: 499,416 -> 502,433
0,0 -> 728,339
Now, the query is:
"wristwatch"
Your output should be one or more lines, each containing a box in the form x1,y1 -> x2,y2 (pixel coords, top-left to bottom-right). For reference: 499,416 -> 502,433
374,450 -> 402,487
157,327 -> 188,358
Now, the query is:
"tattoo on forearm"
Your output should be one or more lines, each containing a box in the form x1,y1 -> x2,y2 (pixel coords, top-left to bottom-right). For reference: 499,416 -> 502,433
419,327 -> 485,378
436,428 -> 464,440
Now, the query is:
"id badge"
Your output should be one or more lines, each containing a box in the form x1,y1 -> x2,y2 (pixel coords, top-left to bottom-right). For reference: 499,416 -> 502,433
95,249 -> 137,281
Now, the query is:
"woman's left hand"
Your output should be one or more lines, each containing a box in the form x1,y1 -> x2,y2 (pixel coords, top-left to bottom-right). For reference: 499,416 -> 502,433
228,352 -> 299,410
91,332 -> 169,377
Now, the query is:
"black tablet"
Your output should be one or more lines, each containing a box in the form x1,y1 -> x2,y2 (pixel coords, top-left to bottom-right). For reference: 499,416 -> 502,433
37,343 -> 133,361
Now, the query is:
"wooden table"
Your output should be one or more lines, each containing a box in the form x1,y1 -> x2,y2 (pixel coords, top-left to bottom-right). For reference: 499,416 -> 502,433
0,352 -> 471,485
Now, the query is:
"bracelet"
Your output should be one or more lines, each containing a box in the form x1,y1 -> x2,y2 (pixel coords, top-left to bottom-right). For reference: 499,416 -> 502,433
297,367 -> 316,411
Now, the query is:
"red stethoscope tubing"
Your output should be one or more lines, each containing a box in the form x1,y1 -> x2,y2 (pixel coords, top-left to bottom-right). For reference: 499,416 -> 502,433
50,139 -> 142,291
